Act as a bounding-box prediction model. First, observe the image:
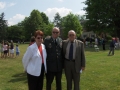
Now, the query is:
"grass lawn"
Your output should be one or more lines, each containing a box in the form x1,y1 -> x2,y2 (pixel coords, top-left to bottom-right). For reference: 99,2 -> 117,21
0,44 -> 120,90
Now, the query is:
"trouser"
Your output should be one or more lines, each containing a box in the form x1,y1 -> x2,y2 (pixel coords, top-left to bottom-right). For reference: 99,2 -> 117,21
27,64 -> 45,90
64,60 -> 80,90
46,71 -> 62,90
103,44 -> 105,50
108,47 -> 114,55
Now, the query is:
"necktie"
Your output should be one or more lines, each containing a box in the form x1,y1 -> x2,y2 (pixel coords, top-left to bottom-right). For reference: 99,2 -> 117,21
55,39 -> 57,46
69,42 -> 73,60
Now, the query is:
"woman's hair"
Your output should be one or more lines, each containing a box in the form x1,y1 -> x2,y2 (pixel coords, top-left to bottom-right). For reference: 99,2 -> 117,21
30,36 -> 35,42
34,30 -> 44,38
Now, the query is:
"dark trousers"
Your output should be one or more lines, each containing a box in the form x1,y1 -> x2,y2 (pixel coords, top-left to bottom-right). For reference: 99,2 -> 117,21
64,60 -> 80,90
103,44 -> 105,50
27,64 -> 45,90
108,47 -> 114,55
46,71 -> 62,90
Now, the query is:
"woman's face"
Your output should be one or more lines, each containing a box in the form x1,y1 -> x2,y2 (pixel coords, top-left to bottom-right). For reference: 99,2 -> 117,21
35,35 -> 43,46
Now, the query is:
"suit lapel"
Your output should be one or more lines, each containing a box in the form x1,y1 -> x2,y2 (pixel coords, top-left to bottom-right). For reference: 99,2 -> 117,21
75,39 -> 79,58
64,40 -> 69,54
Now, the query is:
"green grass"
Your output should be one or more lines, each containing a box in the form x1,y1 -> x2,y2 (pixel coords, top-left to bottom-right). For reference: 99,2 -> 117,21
0,44 -> 120,90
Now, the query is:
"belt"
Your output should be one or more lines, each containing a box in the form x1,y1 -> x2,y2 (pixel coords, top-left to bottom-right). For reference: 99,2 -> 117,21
65,59 -> 75,62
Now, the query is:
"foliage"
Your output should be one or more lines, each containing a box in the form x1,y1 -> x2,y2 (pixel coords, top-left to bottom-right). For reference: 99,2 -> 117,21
84,0 -> 120,38
7,25 -> 25,42
23,10 -> 43,41
61,13 -> 82,38
53,12 -> 61,27
20,10 -> 53,41
41,12 -> 49,25
0,12 -> 8,40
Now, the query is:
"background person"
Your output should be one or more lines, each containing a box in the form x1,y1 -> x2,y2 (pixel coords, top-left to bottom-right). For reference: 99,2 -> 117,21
3,41 -> 8,59
29,36 -> 35,46
16,44 -> 20,56
108,38 -> 115,56
44,27 -> 63,90
62,30 -> 86,90
0,41 -> 4,58
22,30 -> 47,90
10,41 -> 14,58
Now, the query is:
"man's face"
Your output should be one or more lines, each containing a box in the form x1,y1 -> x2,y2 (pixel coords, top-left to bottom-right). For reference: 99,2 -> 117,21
68,32 -> 76,41
52,28 -> 60,39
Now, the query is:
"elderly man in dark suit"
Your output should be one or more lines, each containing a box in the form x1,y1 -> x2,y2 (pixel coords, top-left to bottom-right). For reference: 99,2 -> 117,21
62,30 -> 86,90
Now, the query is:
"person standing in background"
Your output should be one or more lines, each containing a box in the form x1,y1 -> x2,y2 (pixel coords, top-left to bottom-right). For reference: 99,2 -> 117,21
0,41 -> 4,58
102,38 -> 106,50
108,38 -> 115,56
16,44 -> 20,56
10,41 -> 14,58
29,36 -> 35,46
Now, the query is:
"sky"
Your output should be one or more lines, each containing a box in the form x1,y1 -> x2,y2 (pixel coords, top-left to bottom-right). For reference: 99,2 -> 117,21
0,0 -> 86,26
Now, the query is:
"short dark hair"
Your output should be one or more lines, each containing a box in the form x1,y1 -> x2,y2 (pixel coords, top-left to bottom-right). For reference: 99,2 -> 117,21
34,30 -> 44,38
30,36 -> 35,42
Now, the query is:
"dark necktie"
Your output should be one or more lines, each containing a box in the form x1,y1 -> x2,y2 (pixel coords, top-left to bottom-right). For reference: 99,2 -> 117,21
69,42 -> 73,60
55,39 -> 57,46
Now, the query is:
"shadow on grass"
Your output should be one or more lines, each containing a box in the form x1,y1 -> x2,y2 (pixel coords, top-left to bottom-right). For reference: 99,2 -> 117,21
8,72 -> 27,83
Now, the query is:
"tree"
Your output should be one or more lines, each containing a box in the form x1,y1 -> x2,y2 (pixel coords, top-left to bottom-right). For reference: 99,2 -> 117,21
61,13 -> 82,39
7,25 -> 25,42
41,12 -> 49,25
53,12 -> 61,27
53,12 -> 63,37
84,0 -> 120,38
77,15 -> 87,30
0,12 -> 8,40
23,10 -> 43,41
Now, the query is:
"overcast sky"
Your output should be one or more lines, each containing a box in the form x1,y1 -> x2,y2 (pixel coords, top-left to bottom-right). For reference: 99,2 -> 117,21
0,0 -> 86,26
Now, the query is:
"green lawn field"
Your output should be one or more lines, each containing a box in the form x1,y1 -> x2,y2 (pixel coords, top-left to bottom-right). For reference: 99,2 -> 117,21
0,44 -> 120,90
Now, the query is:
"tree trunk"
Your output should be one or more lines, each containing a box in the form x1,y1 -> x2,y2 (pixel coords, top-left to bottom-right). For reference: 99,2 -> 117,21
116,28 -> 120,39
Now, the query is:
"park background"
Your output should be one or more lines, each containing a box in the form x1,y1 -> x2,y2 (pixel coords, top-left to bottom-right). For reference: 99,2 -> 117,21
0,43 -> 120,90
0,0 -> 120,89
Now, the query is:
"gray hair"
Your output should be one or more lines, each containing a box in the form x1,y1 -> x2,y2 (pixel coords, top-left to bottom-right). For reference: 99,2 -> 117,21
52,27 -> 60,32
68,30 -> 76,35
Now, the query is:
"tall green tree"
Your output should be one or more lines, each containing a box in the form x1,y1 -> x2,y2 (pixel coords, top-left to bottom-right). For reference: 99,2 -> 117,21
84,0 -> 120,38
0,12 -> 8,40
41,12 -> 49,25
53,12 -> 63,37
61,13 -> 82,39
23,9 -> 43,40
53,12 -> 61,27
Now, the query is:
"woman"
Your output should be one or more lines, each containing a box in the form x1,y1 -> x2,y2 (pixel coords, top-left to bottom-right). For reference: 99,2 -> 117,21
3,41 -> 8,59
22,30 -> 47,90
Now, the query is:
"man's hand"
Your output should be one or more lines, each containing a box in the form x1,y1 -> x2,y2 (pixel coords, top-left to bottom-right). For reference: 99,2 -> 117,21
81,67 -> 85,71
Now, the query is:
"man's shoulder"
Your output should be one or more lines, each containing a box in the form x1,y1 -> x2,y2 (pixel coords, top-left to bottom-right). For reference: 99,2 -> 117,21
44,36 -> 52,42
76,39 -> 83,44
62,40 -> 68,43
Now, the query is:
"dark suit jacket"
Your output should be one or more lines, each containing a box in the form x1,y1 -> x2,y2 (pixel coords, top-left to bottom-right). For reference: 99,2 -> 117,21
62,39 -> 86,73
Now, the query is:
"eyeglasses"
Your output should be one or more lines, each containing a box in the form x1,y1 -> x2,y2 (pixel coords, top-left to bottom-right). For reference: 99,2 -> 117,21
53,32 -> 59,34
36,37 -> 43,39
69,34 -> 75,36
